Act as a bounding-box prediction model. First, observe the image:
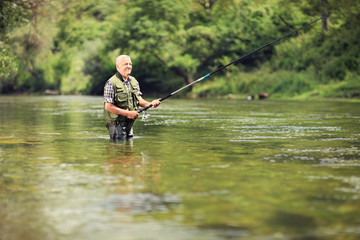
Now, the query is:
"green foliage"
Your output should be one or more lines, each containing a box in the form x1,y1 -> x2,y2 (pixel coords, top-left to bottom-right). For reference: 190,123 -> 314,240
0,0 -> 33,92
319,73 -> 360,98
84,45 -> 115,95
194,0 -> 360,99
0,45 -> 19,78
269,71 -> 314,96
0,0 -> 359,99
268,0 -> 360,90
0,1 -> 32,38
106,0 -> 196,87
192,67 -> 316,98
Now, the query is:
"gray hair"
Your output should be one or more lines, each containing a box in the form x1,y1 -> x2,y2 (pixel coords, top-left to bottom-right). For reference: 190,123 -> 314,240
115,55 -> 130,65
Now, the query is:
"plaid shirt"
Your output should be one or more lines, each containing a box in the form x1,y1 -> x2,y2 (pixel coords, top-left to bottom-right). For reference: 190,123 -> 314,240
104,81 -> 115,103
104,75 -> 141,104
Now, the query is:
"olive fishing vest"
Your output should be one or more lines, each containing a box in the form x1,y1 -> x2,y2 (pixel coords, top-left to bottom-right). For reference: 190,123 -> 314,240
104,72 -> 140,124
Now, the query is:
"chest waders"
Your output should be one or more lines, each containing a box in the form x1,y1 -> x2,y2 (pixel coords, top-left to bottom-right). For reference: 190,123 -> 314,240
104,73 -> 140,139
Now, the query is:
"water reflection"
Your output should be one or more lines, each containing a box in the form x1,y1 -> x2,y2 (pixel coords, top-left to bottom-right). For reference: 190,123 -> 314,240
102,192 -> 181,215
103,138 -> 181,216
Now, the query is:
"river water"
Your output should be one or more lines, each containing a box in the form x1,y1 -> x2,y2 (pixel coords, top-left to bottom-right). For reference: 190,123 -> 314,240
0,95 -> 359,240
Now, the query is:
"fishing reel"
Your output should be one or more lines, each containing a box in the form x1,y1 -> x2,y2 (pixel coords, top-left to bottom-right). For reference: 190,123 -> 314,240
141,112 -> 151,122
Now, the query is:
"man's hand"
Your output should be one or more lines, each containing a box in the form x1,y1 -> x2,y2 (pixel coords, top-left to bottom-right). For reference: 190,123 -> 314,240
151,99 -> 161,108
127,110 -> 139,119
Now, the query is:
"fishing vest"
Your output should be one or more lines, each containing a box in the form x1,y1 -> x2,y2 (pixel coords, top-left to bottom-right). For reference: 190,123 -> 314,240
104,72 -> 140,124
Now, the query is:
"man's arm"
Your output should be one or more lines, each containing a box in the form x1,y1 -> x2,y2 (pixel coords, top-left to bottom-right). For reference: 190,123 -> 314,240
104,102 -> 139,119
138,95 -> 161,108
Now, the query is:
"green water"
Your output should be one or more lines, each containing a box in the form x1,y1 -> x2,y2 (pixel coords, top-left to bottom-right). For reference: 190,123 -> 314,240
0,96 -> 359,240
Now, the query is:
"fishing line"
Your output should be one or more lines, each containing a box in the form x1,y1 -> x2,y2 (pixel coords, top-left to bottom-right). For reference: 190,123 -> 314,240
138,17 -> 323,114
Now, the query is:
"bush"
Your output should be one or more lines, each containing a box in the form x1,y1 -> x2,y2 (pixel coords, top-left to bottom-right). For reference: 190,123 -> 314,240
321,73 -> 360,98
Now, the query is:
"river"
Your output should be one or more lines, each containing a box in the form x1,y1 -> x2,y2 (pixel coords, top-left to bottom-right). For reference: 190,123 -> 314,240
0,95 -> 359,240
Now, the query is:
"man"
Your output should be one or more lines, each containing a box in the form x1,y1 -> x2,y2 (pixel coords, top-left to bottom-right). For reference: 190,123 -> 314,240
104,55 -> 161,140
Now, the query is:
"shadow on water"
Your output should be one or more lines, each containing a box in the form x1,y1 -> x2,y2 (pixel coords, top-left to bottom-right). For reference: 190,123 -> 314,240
268,211 -> 316,231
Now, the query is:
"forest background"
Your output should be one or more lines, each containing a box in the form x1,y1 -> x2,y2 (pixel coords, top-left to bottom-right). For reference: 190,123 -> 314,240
1,0 -> 359,99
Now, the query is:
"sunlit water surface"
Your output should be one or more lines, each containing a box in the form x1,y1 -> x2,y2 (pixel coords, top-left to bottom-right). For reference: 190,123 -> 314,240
0,96 -> 359,240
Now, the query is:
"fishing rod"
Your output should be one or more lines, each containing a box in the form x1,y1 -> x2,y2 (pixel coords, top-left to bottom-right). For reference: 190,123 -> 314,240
138,17 -> 323,113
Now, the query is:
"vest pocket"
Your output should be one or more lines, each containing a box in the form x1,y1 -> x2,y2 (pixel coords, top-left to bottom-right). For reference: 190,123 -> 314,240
131,91 -> 139,106
115,92 -> 128,103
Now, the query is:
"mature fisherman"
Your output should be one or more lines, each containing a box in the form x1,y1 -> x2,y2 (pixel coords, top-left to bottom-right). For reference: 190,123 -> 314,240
103,55 -> 161,140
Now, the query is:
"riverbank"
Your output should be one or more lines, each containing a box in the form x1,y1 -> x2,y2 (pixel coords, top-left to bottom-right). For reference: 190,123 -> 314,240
190,68 -> 360,102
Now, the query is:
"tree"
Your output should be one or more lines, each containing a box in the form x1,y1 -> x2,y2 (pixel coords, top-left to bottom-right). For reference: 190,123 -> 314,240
0,0 -> 47,92
274,0 -> 360,81
106,0 -> 199,87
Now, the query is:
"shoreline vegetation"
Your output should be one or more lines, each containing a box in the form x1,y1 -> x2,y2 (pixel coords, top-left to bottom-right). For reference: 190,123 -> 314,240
1,0 -> 359,100
3,88 -> 360,103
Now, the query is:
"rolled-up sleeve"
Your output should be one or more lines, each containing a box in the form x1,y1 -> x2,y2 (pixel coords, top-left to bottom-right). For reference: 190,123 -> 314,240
104,81 -> 114,103
134,79 -> 142,96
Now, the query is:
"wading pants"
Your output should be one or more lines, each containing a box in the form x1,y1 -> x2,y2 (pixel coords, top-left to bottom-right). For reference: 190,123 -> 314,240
106,120 -> 134,140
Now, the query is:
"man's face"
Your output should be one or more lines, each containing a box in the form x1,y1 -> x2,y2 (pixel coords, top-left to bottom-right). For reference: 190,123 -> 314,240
117,56 -> 132,79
